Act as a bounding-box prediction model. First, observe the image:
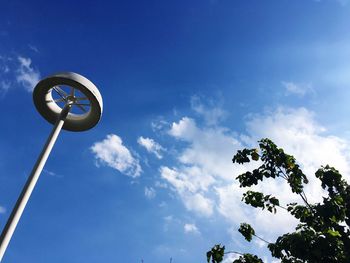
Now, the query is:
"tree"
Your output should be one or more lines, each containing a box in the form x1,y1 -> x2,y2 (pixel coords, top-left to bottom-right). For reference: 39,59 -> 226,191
207,138 -> 350,263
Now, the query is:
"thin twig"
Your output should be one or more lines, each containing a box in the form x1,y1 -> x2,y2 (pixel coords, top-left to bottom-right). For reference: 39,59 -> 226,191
277,167 -> 288,181
253,234 -> 271,244
224,251 -> 245,256
278,167 -> 312,210
277,204 -> 288,211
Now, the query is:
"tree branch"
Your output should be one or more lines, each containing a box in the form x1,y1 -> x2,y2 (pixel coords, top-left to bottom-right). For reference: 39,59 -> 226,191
224,251 -> 245,256
277,204 -> 288,211
278,167 -> 312,210
253,234 -> 271,244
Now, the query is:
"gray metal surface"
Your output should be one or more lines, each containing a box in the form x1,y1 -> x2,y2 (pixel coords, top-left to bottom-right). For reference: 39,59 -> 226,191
0,104 -> 71,261
33,72 -> 103,131
0,72 -> 103,262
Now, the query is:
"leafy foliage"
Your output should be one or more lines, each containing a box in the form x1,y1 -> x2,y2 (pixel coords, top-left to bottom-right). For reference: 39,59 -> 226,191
238,223 -> 255,242
207,244 -> 225,263
242,191 -> 280,213
207,138 -> 350,263
232,254 -> 263,263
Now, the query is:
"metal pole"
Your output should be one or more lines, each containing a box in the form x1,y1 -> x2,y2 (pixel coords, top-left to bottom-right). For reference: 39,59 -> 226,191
0,104 -> 71,262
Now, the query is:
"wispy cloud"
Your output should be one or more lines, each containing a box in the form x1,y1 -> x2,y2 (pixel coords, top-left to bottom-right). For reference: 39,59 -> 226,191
282,81 -> 314,97
0,206 -> 6,214
0,81 -> 10,96
212,106 -> 350,240
184,223 -> 200,234
43,169 -> 63,178
91,134 -> 142,178
191,95 -> 226,126
16,56 -> 40,92
28,44 -> 39,53
184,224 -> 200,234
90,98 -> 350,250
137,136 -> 165,159
160,165 -> 215,217
154,101 -> 350,243
144,186 -> 156,199
167,116 -> 242,181
151,118 -> 169,132
160,111 -> 243,217
163,215 -> 175,232
0,55 -> 41,94
0,56 -> 12,96
246,107 -> 350,182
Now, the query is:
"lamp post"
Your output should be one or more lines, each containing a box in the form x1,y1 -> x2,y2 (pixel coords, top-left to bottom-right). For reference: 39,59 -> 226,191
0,72 -> 103,261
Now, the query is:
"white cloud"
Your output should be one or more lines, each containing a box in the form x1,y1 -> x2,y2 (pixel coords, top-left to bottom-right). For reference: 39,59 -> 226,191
16,56 -> 40,92
216,107 -> 350,239
282,81 -> 314,97
168,117 -> 244,181
215,184 -> 249,225
160,166 -> 214,216
154,181 -> 168,188
182,192 -> 214,217
160,166 -> 214,193
0,55 -> 41,94
151,119 -> 169,132
0,56 -> 13,95
156,103 -> 350,243
91,134 -> 142,178
145,186 -> 156,199
222,253 -> 240,263
0,56 -> 11,74
184,223 -> 200,234
137,136 -> 165,159
254,238 -> 267,248
162,114 -> 246,218
236,107 -> 350,241
168,117 -> 198,140
0,206 -> 6,214
0,81 -> 10,95
191,95 -> 226,126
246,107 -> 350,198
215,182 -> 300,240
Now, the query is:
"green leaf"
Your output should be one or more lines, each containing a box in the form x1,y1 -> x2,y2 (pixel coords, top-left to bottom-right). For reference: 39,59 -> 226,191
238,223 -> 255,242
206,244 -> 225,263
232,253 -> 264,263
251,150 -> 259,161
210,138 -> 350,263
326,229 -> 341,237
206,251 -> 212,263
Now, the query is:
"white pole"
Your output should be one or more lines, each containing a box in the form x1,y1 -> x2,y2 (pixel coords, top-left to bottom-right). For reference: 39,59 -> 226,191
0,104 -> 71,262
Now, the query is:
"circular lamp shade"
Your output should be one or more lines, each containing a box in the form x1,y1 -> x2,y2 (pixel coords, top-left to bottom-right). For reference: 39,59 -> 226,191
33,72 -> 103,131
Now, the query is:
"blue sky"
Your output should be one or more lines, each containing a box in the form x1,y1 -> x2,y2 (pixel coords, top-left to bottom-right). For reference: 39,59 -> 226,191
1,0 -> 350,262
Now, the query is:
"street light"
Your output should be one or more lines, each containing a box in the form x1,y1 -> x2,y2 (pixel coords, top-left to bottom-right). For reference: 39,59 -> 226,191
0,72 -> 103,261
